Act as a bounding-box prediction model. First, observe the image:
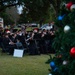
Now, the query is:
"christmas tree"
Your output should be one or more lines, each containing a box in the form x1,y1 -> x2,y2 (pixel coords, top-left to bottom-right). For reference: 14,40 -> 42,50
49,0 -> 75,75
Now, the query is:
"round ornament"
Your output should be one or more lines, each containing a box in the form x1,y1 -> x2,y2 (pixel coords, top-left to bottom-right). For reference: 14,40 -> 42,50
62,60 -> 68,65
57,15 -> 65,21
64,25 -> 70,33
70,4 -> 75,10
66,2 -> 73,10
50,61 -> 56,68
58,16 -> 63,20
49,73 -> 52,75
70,47 -> 75,58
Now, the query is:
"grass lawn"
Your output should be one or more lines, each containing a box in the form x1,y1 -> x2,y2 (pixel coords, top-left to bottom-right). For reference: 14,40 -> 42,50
0,51 -> 51,75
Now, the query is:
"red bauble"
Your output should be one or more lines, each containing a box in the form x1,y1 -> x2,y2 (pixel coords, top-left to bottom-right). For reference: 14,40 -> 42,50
70,47 -> 75,58
66,2 -> 73,9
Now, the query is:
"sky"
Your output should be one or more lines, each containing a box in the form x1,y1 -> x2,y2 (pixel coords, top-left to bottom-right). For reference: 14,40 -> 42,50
17,6 -> 23,14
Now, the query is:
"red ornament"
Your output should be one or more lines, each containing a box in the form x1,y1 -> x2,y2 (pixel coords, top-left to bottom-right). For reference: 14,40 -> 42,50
70,47 -> 75,58
66,2 -> 73,9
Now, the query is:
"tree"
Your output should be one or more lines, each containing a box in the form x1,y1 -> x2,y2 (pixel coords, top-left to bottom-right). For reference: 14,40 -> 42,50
18,9 -> 30,24
0,0 -> 22,12
45,4 -> 56,23
6,6 -> 20,25
0,11 -> 15,25
0,0 -> 22,26
49,0 -> 62,16
18,0 -> 63,24
0,0 -> 62,25
48,0 -> 75,75
19,0 -> 51,25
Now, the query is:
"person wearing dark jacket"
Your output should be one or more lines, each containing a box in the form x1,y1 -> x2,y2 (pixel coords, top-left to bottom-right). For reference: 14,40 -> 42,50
2,34 -> 10,53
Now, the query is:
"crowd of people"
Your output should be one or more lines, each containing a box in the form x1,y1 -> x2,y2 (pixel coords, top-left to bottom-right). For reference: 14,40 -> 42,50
0,23 -> 56,55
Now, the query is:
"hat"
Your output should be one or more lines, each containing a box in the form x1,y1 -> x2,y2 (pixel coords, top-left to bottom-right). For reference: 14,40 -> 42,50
33,28 -> 38,33
6,30 -> 10,33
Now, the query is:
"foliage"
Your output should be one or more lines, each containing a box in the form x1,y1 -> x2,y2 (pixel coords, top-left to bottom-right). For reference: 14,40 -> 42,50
0,0 -> 21,25
6,6 -> 20,24
18,0 -> 63,24
48,0 -> 75,75
0,0 -> 62,25
18,0 -> 51,24
0,0 -> 22,12
0,11 -> 14,25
